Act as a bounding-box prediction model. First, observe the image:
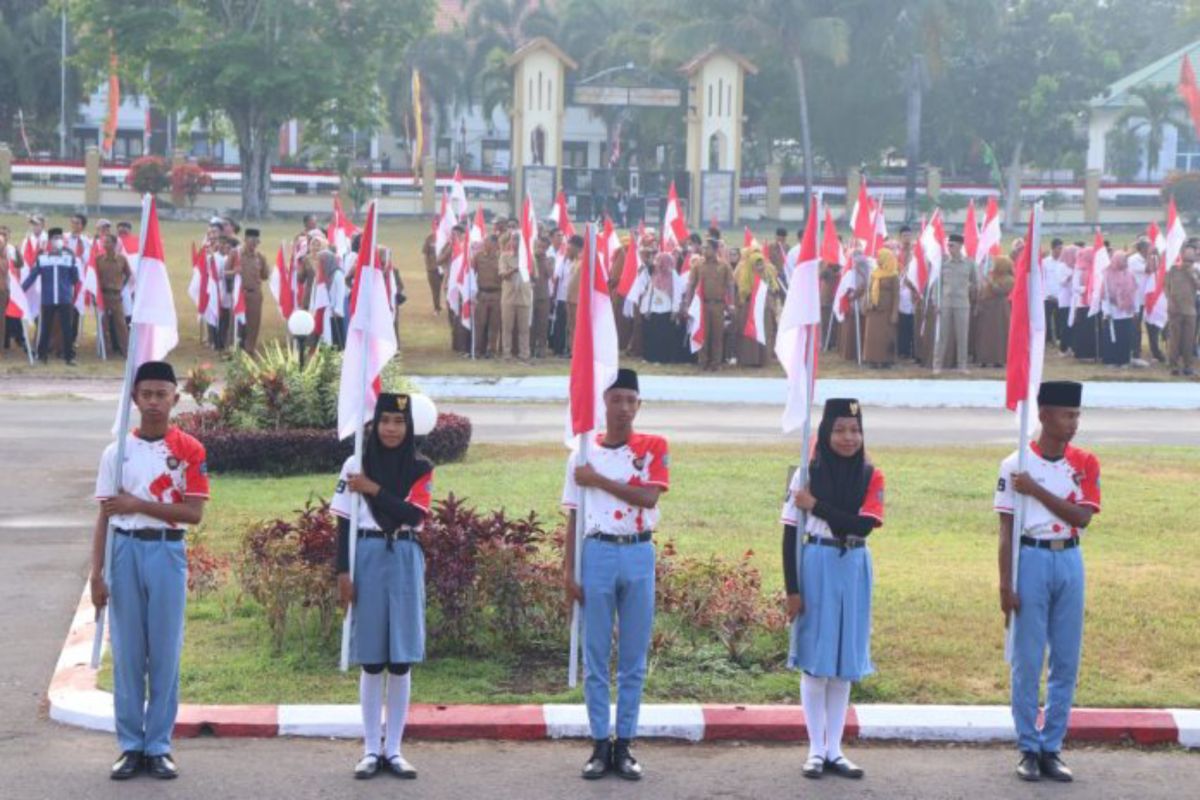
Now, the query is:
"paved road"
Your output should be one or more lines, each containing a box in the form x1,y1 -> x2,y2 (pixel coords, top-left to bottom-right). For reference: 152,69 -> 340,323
0,397 -> 1195,800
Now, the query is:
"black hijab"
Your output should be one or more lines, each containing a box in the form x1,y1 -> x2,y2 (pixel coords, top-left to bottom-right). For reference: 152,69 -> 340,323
362,393 -> 432,531
808,398 -> 873,535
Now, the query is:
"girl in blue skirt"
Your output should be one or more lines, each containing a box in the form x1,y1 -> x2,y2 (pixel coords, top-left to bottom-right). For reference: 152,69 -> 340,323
333,393 -> 434,780
781,398 -> 885,780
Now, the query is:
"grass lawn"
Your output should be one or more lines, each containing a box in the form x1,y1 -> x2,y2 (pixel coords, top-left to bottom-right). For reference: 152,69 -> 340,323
98,442 -> 1200,709
2,213 -> 1190,385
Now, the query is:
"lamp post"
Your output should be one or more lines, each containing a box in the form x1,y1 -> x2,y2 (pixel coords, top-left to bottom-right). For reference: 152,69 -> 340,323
287,309 -> 315,369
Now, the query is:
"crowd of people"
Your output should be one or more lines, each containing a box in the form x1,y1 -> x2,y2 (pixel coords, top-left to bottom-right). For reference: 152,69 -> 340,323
426,213 -> 1200,379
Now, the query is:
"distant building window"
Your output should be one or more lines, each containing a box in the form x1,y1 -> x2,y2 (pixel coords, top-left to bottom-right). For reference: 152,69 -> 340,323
1176,126 -> 1200,172
481,139 -> 509,173
563,141 -> 588,169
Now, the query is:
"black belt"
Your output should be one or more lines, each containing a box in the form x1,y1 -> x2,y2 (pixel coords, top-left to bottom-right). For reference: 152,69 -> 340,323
804,533 -> 866,550
115,527 -> 185,542
1021,536 -> 1079,551
589,531 -> 652,545
358,529 -> 417,543
478,287 -> 501,294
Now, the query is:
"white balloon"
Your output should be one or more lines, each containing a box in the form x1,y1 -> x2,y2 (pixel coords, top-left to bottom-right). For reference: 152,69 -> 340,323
287,309 -> 315,337
410,393 -> 438,436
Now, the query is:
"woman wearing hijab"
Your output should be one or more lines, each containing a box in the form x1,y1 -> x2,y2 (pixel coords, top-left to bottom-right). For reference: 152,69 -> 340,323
1071,246 -> 1099,360
780,399 -> 885,780
1103,251 -> 1137,367
734,248 -> 780,368
837,254 -> 871,363
332,394 -> 434,780
642,252 -> 684,364
862,248 -> 900,367
974,254 -> 1015,368
1055,245 -> 1078,354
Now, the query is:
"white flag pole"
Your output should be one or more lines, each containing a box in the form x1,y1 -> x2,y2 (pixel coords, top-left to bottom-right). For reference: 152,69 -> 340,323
794,324 -> 816,597
91,193 -> 152,670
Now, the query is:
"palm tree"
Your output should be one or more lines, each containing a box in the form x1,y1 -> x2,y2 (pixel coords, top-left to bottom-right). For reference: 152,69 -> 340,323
653,0 -> 849,215
1115,84 -> 1191,181
382,29 -> 471,166
464,0 -> 559,121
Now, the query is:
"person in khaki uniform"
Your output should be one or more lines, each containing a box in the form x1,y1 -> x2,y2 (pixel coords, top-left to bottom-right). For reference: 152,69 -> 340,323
683,239 -> 735,371
1166,244 -> 1200,376
499,233 -> 533,360
933,233 -> 977,374
531,235 -> 553,358
438,225 -> 469,353
564,235 -> 584,353
473,235 -> 503,357
422,231 -> 442,315
238,229 -> 271,354
94,233 -> 133,356
862,247 -> 900,367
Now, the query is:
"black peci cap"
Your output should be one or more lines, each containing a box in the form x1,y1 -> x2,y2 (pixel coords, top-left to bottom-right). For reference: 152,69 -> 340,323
608,367 -> 640,393
134,361 -> 177,386
948,233 -> 965,244
822,397 -> 862,421
1037,381 -> 1082,408
376,393 -> 410,414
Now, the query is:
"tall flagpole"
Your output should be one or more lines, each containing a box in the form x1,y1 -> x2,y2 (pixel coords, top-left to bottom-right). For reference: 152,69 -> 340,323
91,194 -> 152,669
794,323 -> 817,597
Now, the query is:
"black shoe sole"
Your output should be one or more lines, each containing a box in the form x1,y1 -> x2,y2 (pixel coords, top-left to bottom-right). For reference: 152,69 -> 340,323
581,771 -> 609,780
614,770 -> 643,781
1017,772 -> 1041,782
109,771 -> 139,781
802,770 -> 823,780
354,770 -> 379,780
148,771 -> 178,780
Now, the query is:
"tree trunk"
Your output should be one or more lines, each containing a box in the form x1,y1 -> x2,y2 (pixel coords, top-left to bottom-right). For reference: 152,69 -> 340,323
1003,138 -> 1024,223
233,113 -> 275,219
791,53 -> 815,221
904,56 -> 923,224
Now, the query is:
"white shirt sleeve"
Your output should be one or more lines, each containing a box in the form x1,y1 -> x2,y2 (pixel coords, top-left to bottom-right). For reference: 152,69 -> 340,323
94,442 -> 119,499
560,453 -> 580,509
780,468 -> 803,526
993,454 -> 1017,513
330,458 -> 354,518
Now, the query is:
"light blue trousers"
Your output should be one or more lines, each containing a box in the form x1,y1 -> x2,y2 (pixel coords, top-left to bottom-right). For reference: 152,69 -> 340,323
581,538 -> 655,741
108,533 -> 188,755
1010,545 -> 1085,755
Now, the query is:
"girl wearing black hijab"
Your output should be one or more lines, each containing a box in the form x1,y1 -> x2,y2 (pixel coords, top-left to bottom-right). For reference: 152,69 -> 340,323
780,398 -> 885,780
332,393 -> 434,780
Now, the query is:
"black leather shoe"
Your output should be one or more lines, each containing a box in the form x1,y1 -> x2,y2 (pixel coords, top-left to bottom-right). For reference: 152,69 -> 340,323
385,754 -> 417,779
145,753 -> 178,780
825,756 -> 864,779
581,739 -> 612,780
354,754 -> 380,779
110,751 -> 143,780
801,754 -> 825,779
1039,752 -> 1073,783
612,739 -> 643,781
1016,751 -> 1041,781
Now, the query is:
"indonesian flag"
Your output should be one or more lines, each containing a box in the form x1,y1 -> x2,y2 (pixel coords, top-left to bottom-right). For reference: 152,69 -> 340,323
269,242 -> 295,320
616,224 -> 640,297
118,232 -> 139,257
686,280 -> 706,353
906,217 -> 930,295
75,244 -> 102,314
337,201 -> 397,440
567,224 -> 619,440
434,191 -> 457,257
310,252 -> 332,343
1005,204 -> 1045,413
5,263 -> 32,320
518,195 -> 538,282
20,234 -> 42,318
1087,230 -> 1109,318
743,272 -> 768,345
963,200 -> 979,263
550,190 -> 575,238
775,197 -> 822,433
470,206 -> 486,247
832,259 -> 857,323
872,198 -> 887,255
920,210 -> 947,290
232,273 -> 246,325
127,194 -> 179,368
328,195 -> 358,257
1165,195 -> 1186,268
187,242 -> 202,309
851,182 -> 874,253
978,196 -> 1002,261
744,225 -> 756,249
662,181 -> 689,252
447,237 -> 475,328
202,253 -> 220,329
450,165 -> 469,218
1178,55 -> 1200,140
600,217 -> 620,277
820,204 -> 843,268
1145,219 -> 1170,329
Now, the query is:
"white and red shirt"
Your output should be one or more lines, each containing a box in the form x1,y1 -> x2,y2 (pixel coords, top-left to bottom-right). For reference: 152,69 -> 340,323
331,456 -> 433,530
95,428 -> 210,529
561,432 -> 670,536
994,441 -> 1101,540
780,467 -> 886,538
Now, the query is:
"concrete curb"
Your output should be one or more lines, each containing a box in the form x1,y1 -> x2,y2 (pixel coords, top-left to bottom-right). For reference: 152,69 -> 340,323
53,583 -> 1198,747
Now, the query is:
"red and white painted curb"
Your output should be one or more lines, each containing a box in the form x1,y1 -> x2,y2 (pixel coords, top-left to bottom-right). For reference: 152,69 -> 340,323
52,583 -> 1199,746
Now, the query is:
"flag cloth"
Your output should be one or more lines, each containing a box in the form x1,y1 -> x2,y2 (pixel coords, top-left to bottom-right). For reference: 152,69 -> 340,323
450,166 -> 469,219
600,218 -> 620,277
434,191 -> 457,256
201,253 -> 220,330
1179,55 -> 1200,139
978,196 -> 1002,262
963,200 -> 979,263
269,242 -> 294,320
328,195 -> 358,257
852,181 -> 873,252
662,181 -> 689,252
471,206 -> 486,247
820,205 -> 843,267
550,191 -> 575,238
686,280 -> 706,354
1005,205 -> 1045,413
907,219 -> 930,295
128,195 -> 179,368
410,69 -> 424,171
567,224 -> 619,439
518,195 -> 538,282
744,272 -> 768,345
776,198 -> 822,433
337,201 -> 397,440
5,262 -> 32,320
1165,196 -> 1186,267
616,227 -> 640,297
1087,231 -> 1109,317
187,242 -> 202,309
102,50 -> 120,159
744,226 -> 756,249
921,210 -> 947,290
19,234 -> 42,318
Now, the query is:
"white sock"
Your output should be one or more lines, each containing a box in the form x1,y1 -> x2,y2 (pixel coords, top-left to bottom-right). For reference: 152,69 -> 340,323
824,678 -> 853,761
383,671 -> 411,759
800,674 -> 828,759
360,670 -> 384,756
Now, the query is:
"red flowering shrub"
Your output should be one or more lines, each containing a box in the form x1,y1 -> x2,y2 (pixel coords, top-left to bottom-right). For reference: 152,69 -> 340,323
126,156 -> 170,196
169,162 -> 212,207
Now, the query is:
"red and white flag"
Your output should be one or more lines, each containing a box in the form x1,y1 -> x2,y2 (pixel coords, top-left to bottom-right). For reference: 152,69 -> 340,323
450,165 -> 469,218
232,273 -> 246,326
978,196 -> 1002,263
550,190 -> 575,238
1178,55 -> 1200,139
775,198 -> 822,433
75,245 -> 102,314
470,206 -> 487,247
1005,204 -> 1045,414
743,225 -> 756,249
518,195 -> 538,283
616,224 -> 641,298
202,253 -> 220,329
743,272 -> 768,346
820,204 -> 844,269
1087,230 -> 1109,317
337,201 -> 397,440
871,198 -> 887,255
963,200 -> 979,263
5,262 -> 32,321
920,210 -> 947,291
906,216 -> 930,295
1165,195 -> 1186,268
127,194 -> 179,368
328,195 -> 359,257
187,242 -> 203,310
447,236 -> 475,329
269,242 -> 295,320
686,280 -> 706,354
1144,219 -> 1170,329
600,217 -> 620,276
567,224 -> 619,441
434,191 -> 457,256
662,181 -> 689,252
851,181 -> 873,253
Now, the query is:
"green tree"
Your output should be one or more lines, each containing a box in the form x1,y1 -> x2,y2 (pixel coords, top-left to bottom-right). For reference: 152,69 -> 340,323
69,0 -> 431,218
0,1 -> 84,155
464,0 -> 559,122
381,28 -> 472,169
1115,84 -> 1191,181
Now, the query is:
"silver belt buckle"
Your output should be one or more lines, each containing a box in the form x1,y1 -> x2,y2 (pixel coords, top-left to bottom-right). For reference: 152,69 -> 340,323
1049,539 -> 1065,551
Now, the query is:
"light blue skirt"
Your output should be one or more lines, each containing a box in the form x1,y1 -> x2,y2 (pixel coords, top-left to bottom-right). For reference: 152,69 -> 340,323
351,537 -> 426,665
788,542 -> 874,681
